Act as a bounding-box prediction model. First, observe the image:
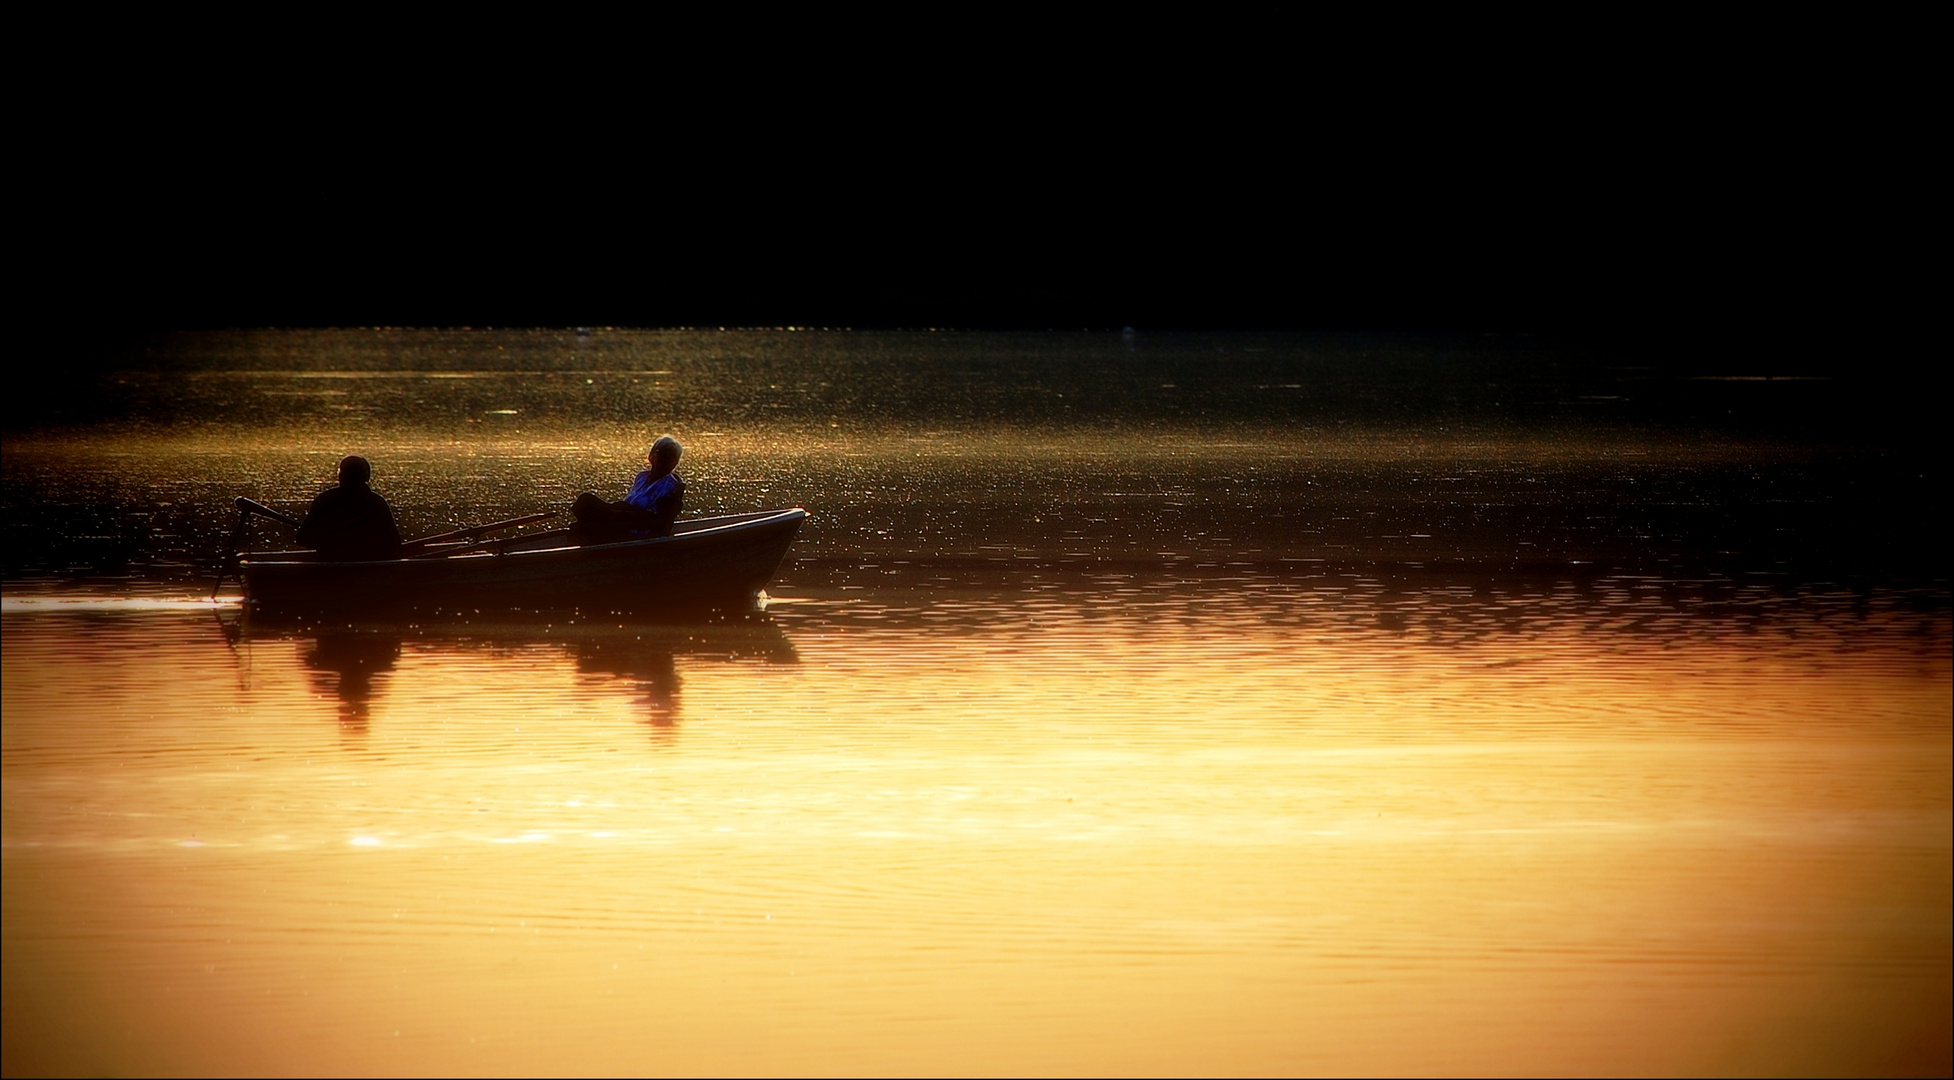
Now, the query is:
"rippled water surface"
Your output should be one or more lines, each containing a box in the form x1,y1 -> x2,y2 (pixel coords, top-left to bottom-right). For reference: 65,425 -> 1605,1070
4,331 -> 1949,1076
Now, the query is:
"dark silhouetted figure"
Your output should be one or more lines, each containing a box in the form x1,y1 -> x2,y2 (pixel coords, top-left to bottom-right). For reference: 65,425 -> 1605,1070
305,632 -> 401,732
574,638 -> 682,731
297,455 -> 402,561
573,435 -> 685,541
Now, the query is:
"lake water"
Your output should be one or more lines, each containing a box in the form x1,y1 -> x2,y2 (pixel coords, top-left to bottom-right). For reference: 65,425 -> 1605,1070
4,330 -> 1948,1076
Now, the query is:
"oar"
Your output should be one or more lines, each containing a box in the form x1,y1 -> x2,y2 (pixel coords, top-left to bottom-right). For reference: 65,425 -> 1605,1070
214,497 -> 304,598
234,496 -> 302,529
398,512 -> 557,554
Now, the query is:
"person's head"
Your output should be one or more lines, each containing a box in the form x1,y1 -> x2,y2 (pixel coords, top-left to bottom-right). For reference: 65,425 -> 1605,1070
338,455 -> 372,487
647,436 -> 683,476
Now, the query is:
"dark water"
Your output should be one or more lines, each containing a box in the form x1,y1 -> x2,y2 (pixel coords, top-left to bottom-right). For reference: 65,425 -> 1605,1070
6,328 -> 1944,584
4,330 -> 1948,1075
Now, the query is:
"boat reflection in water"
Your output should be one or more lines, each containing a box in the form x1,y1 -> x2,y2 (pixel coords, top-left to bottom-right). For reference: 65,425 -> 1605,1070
230,607 -> 797,740
563,624 -> 795,731
302,632 -> 402,732
576,637 -> 678,728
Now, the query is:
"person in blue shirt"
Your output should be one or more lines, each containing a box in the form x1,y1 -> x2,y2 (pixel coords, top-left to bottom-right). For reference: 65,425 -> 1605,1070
573,436 -> 685,540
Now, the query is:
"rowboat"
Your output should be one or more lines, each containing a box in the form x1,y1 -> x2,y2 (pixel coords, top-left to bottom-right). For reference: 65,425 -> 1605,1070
239,508 -> 807,615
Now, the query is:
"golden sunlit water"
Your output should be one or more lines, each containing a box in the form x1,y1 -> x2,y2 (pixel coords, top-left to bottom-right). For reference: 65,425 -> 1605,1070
5,330 -> 1949,1075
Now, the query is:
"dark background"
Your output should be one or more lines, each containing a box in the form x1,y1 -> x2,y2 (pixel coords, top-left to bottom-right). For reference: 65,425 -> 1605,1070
26,20 -> 1926,377
8,20 -> 1943,590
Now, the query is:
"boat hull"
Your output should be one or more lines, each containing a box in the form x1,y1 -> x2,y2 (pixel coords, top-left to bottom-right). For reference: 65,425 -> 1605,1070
241,508 -> 806,615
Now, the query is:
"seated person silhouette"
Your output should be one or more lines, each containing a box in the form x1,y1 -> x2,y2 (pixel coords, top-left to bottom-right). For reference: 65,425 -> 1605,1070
296,455 -> 403,560
573,435 -> 685,541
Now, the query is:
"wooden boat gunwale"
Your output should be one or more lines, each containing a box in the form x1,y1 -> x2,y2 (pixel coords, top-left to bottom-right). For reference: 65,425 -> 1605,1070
239,507 -> 802,566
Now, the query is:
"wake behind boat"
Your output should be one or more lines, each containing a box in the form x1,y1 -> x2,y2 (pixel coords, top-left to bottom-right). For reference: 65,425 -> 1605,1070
237,507 -> 807,615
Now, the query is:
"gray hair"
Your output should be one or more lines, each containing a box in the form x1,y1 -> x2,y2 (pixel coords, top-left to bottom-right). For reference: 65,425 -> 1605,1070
650,435 -> 683,464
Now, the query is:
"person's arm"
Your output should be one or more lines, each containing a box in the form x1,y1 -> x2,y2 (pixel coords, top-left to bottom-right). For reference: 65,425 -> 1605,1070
650,476 -> 684,533
375,500 -> 402,552
295,492 -> 329,547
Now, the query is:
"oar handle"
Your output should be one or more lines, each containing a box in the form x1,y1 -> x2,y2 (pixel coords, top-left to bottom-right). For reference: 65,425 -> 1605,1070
234,497 -> 302,528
